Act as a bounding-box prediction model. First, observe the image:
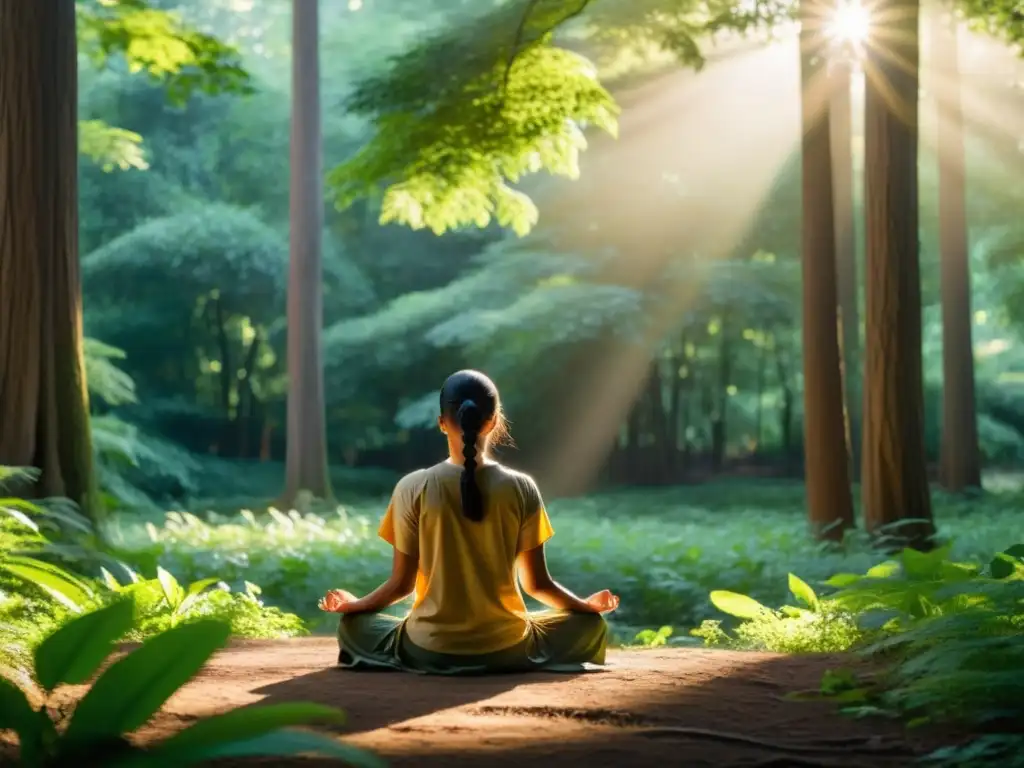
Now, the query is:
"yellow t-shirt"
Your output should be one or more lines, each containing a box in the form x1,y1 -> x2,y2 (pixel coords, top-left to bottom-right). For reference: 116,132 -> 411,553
378,460 -> 554,656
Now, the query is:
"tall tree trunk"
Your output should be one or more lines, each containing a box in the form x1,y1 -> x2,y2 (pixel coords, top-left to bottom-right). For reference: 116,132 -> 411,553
862,0 -> 935,547
775,340 -> 795,460
711,324 -> 731,471
933,7 -> 981,492
755,331 -> 768,451
830,54 -> 862,482
799,0 -> 855,541
283,0 -> 332,503
0,0 -> 98,518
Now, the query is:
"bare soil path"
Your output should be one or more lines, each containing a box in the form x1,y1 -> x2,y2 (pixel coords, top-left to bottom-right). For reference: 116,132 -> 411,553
41,638 -> 953,767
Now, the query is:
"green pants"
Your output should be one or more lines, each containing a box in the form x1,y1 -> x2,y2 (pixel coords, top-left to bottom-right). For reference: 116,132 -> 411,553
337,610 -> 608,675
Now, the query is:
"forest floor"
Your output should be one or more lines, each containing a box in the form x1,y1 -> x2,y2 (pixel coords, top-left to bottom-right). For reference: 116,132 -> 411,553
57,638 -> 955,767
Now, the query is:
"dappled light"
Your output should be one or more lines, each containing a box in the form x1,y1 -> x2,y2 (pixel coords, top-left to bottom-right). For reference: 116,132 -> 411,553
3,0 -> 1024,766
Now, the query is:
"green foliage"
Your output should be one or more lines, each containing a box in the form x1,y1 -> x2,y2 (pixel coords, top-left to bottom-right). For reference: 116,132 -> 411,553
76,0 -> 252,105
0,600 -> 380,767
84,204 -> 287,313
84,339 -> 200,511
694,540 -> 1024,764
79,120 -> 148,172
330,0 -> 619,235
111,481 -> 1024,637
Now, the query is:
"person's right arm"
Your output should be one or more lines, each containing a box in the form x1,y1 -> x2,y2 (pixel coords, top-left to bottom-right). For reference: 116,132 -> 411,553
517,544 -> 619,614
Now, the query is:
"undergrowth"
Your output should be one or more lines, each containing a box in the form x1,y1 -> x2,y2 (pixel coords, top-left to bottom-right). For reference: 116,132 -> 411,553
693,536 -> 1024,767
105,481 -> 1024,637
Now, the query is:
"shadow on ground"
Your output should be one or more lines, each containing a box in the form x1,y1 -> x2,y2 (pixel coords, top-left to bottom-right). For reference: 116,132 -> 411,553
101,638 -> 961,768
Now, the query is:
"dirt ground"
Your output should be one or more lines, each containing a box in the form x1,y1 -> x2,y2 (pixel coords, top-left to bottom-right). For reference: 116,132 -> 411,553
28,638 -> 956,767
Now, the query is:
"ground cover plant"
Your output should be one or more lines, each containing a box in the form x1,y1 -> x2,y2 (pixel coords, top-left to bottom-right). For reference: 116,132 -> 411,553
105,479 -> 1024,640
0,596 -> 381,767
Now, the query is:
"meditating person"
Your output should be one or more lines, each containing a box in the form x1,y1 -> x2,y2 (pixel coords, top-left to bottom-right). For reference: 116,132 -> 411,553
318,369 -> 619,674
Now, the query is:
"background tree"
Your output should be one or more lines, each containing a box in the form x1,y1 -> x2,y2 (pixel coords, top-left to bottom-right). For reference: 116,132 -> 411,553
861,0 -> 935,547
934,5 -> 982,492
0,0 -> 95,516
829,41 -> 862,480
283,0 -> 332,503
799,0 -> 855,540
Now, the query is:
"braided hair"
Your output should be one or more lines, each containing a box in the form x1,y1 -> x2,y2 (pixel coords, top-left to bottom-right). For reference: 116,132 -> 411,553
440,370 -> 507,522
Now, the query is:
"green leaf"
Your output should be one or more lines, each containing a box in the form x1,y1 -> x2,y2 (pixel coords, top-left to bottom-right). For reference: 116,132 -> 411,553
824,573 -> 861,587
865,560 -> 900,579
0,676 -> 43,760
175,578 -> 222,616
1002,543 -> 1024,559
161,729 -> 385,767
101,567 -> 123,591
709,590 -> 770,620
989,552 -> 1022,580
0,501 -> 40,532
153,703 -> 347,758
787,573 -> 819,609
1,556 -> 95,612
63,619 -> 231,745
156,566 -> 183,608
34,598 -> 135,692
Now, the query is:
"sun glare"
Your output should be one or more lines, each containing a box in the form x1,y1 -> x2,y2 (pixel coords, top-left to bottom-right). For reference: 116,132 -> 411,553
828,1 -> 871,45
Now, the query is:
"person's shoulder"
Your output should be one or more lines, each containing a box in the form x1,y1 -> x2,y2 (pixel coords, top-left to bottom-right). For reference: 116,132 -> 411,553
393,466 -> 433,495
491,463 -> 542,500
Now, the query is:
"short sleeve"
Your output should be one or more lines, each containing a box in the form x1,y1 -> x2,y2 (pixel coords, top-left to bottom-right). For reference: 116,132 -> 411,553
516,476 -> 554,554
378,474 -> 420,555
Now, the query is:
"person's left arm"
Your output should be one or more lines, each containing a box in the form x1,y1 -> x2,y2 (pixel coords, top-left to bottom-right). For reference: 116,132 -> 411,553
319,473 -> 421,615
320,548 -> 418,614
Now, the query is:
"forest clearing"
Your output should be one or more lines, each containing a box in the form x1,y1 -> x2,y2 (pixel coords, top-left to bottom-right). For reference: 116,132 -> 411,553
3,0 -> 1024,766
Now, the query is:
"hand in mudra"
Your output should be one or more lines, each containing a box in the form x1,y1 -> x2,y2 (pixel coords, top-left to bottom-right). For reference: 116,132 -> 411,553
585,589 -> 620,614
318,589 -> 358,613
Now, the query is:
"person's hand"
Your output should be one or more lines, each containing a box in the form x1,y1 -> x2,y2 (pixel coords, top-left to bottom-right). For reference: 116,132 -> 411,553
584,589 -> 620,614
318,589 -> 358,613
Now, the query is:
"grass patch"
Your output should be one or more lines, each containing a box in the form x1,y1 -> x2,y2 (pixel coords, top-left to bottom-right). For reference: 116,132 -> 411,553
105,479 -> 1024,641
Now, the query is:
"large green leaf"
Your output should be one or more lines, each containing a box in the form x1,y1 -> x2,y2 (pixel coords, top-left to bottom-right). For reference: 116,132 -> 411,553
0,556 -> 95,612
709,590 -> 770,620
0,497 -> 41,532
63,619 -> 231,744
165,729 -> 385,767
787,573 -> 819,609
174,577 -> 221,617
156,566 -> 183,609
990,544 -> 1024,579
34,598 -> 135,692
151,703 -> 347,757
0,676 -> 43,761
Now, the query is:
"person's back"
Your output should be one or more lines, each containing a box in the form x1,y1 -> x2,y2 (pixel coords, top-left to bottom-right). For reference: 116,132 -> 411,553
386,461 -> 550,655
318,369 -> 620,675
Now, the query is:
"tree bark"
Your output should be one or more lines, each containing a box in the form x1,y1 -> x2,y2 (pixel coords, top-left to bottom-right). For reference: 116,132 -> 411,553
799,0 -> 855,541
283,0 -> 333,503
862,0 -> 935,547
711,324 -> 731,472
0,0 -> 98,518
933,8 -> 981,492
830,55 -> 862,482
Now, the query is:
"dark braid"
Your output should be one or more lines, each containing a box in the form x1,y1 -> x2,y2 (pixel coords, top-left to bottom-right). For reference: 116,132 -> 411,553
439,370 -> 508,523
457,400 -> 484,521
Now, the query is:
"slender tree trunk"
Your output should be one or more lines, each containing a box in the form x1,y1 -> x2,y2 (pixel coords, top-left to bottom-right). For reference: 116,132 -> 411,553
755,332 -> 768,451
862,0 -> 935,547
283,0 -> 332,503
933,8 -> 981,492
711,325 -> 731,471
799,0 -> 855,541
830,55 -> 862,482
775,341 -> 795,460
0,0 -> 98,518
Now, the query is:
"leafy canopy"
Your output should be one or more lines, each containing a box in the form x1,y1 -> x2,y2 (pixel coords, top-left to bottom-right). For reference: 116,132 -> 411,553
76,0 -> 252,106
329,0 -> 620,237
327,0 -> 802,237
